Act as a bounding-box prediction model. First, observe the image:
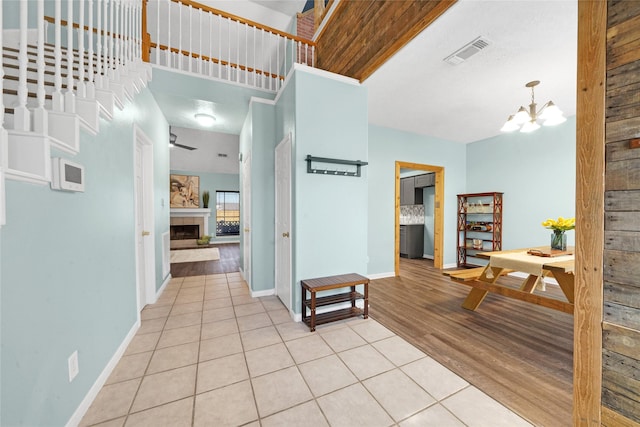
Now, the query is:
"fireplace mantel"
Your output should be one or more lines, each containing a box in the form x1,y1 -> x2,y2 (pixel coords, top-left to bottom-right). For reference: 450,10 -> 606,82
170,208 -> 212,217
170,208 -> 212,237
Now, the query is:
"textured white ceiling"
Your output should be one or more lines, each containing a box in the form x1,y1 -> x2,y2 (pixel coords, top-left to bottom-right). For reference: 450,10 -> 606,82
169,127 -> 240,174
364,0 -> 578,143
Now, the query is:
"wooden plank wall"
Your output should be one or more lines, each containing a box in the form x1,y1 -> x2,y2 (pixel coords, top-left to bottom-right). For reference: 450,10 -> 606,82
603,1 -> 640,424
314,0 -> 455,82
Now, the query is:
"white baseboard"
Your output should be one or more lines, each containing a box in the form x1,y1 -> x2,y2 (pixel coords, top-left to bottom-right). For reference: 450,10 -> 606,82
443,262 -> 458,269
65,320 -> 140,427
367,272 -> 395,280
156,274 -> 171,299
423,254 -> 434,260
251,288 -> 275,298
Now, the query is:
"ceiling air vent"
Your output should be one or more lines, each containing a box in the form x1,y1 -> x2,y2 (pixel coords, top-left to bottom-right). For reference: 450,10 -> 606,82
444,36 -> 491,65
218,153 -> 228,158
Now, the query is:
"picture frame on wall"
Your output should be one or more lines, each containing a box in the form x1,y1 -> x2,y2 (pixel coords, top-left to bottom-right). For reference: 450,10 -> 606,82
170,174 -> 200,208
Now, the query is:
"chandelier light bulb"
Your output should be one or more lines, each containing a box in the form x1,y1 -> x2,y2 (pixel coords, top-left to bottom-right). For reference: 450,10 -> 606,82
539,101 -> 563,120
501,81 -> 565,133
520,120 -> 540,133
543,115 -> 567,126
500,115 -> 519,132
513,106 -> 530,124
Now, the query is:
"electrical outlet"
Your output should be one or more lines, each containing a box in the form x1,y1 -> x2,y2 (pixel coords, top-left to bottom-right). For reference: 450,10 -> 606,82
68,351 -> 79,382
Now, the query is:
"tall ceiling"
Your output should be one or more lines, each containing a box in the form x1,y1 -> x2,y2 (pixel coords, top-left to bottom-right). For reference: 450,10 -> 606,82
363,0 -> 577,143
163,0 -> 578,172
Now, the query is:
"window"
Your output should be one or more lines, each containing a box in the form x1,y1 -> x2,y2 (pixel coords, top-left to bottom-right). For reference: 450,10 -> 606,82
216,191 -> 240,236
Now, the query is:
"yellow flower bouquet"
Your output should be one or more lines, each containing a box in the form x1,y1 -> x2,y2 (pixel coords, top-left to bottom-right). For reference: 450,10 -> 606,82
542,216 -> 575,250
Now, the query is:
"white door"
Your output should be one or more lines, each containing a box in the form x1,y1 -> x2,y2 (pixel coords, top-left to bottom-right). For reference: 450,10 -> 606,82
134,143 -> 147,312
275,135 -> 292,311
242,153 -> 252,287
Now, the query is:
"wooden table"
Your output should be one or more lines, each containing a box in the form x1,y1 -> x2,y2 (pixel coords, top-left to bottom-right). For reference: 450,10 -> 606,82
448,247 -> 575,314
301,273 -> 369,332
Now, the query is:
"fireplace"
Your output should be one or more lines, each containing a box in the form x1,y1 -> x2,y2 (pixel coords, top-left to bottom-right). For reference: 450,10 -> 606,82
170,225 -> 200,240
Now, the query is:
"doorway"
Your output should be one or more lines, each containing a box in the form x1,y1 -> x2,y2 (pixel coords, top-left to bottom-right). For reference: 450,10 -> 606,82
275,135 -> 292,312
134,125 -> 156,310
395,161 -> 444,276
241,152 -> 252,287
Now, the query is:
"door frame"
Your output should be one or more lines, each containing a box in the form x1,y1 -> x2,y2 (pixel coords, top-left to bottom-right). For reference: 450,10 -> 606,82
133,125 -> 156,309
574,1 -> 606,423
241,152 -> 252,288
395,161 -> 444,275
274,134 -> 292,313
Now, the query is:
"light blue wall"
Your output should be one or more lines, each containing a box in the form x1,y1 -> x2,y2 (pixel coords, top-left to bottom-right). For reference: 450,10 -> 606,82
291,69 -> 368,313
466,116 -> 576,249
367,125 -> 467,273
0,89 -> 169,426
170,169 -> 239,243
248,102 -> 277,292
238,101 -> 278,292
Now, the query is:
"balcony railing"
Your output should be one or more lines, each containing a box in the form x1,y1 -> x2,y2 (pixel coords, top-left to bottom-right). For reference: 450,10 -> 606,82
144,0 -> 316,92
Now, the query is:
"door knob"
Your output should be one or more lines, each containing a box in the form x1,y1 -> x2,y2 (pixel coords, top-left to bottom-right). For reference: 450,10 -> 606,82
142,231 -> 150,236
244,227 -> 250,232
282,232 -> 290,238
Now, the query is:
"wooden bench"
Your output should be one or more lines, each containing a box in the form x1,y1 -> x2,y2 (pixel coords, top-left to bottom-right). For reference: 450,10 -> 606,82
301,273 -> 369,332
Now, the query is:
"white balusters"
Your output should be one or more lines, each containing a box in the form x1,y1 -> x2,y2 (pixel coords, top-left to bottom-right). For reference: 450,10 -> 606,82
13,0 -> 30,132
33,0 -> 48,134
166,0 -> 171,66
0,0 -> 5,136
52,0 -> 64,111
104,0 -> 111,81
218,15 -> 222,78
209,11 -> 213,77
65,0 -> 76,113
178,1 -> 183,70
188,4 -> 192,73
77,0 -> 86,97
87,0 -> 96,98
155,0 -> 160,64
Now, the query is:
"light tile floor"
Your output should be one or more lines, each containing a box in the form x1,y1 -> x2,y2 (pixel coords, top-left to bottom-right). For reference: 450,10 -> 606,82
80,273 -> 533,427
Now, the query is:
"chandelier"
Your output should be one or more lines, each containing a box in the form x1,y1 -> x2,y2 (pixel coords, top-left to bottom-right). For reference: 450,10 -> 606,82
501,80 -> 566,133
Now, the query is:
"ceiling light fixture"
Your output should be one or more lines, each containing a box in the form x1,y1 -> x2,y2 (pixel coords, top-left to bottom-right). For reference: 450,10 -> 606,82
501,80 -> 566,133
194,113 -> 216,127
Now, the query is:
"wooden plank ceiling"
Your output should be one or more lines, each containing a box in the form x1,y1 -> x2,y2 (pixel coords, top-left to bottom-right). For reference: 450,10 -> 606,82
315,0 -> 457,82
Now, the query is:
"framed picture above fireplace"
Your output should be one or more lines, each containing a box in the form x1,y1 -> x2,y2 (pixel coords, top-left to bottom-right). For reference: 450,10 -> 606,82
170,174 -> 200,208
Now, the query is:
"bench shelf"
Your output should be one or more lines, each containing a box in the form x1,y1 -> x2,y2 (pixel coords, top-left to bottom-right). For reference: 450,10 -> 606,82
301,273 -> 369,332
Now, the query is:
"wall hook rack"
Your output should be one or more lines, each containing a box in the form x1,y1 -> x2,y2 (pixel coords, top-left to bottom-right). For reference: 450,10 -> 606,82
305,155 -> 368,177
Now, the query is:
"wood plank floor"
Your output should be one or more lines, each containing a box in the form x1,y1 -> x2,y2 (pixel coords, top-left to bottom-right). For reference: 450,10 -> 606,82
170,243 -> 240,277
369,258 -> 573,427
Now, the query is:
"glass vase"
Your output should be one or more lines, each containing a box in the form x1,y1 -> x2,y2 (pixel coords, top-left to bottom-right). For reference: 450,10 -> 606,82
551,231 -> 567,251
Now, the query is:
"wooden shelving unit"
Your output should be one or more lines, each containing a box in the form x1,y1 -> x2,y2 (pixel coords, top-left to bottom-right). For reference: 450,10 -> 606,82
457,192 -> 503,267
300,273 -> 369,332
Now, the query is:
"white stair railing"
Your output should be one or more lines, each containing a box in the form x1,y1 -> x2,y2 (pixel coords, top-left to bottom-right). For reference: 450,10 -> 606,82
34,0 -> 48,135
14,0 -> 30,132
77,0 -> 86,98
65,0 -> 76,113
146,0 -> 316,92
87,0 -> 95,98
0,0 -> 6,226
52,0 -> 64,112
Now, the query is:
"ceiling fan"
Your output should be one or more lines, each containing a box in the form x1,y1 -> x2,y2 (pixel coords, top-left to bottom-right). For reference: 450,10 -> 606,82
169,127 -> 197,150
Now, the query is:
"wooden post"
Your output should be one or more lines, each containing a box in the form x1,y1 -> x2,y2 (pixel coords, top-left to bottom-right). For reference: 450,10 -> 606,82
141,0 -> 150,62
574,0 -> 606,425
314,0 -> 324,31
